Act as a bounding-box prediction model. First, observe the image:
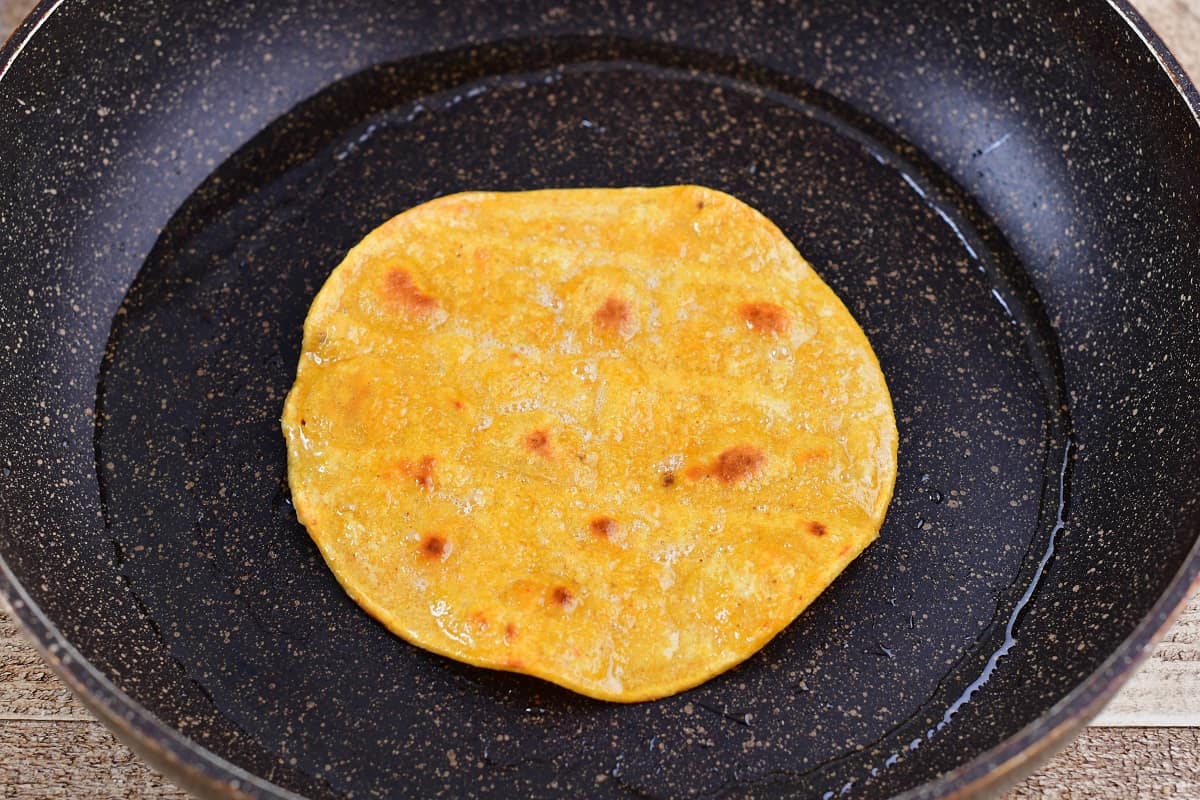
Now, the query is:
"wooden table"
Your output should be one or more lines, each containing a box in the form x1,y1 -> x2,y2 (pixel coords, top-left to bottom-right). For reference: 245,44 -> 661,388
1,0 -> 1198,795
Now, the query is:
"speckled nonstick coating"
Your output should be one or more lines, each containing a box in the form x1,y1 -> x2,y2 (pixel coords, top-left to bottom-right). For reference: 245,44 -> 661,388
0,1 -> 1197,798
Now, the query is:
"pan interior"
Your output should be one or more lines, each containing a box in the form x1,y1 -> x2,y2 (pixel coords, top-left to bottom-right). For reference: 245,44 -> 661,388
94,42 -> 1068,799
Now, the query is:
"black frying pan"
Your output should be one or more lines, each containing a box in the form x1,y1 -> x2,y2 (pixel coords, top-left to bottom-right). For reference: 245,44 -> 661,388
1,1 -> 1198,798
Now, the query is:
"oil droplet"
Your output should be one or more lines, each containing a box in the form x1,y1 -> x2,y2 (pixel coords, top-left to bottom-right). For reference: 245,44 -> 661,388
913,517 -> 926,529
927,488 -> 944,503
920,472 -> 931,484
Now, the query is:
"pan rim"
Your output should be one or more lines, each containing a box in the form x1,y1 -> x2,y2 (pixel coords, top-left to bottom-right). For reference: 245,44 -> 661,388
1,0 -> 1198,797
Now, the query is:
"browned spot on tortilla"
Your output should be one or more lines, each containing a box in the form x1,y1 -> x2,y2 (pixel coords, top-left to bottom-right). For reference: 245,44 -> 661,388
468,611 -> 489,629
661,472 -> 676,487
420,534 -> 448,559
712,445 -> 766,484
739,301 -> 789,334
505,658 -> 525,669
696,200 -> 705,209
589,516 -> 617,538
299,418 -> 307,427
391,455 -> 436,490
593,295 -> 632,334
550,586 -> 576,609
383,269 -> 438,315
837,545 -> 851,558
807,521 -> 828,537
504,623 -> 518,641
452,399 -> 465,410
685,464 -> 709,481
523,429 -> 553,459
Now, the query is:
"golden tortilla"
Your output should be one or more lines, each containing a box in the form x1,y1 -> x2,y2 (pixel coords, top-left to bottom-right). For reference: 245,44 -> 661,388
281,186 -> 897,702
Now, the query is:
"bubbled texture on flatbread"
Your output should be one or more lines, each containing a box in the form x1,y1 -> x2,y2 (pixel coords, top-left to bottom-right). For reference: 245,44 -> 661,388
282,186 -> 897,701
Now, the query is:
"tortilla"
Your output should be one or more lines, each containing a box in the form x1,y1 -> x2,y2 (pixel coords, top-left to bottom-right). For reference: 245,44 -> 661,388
281,186 -> 897,702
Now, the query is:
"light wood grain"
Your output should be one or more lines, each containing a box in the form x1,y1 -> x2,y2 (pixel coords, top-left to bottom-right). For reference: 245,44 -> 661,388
1010,728 -> 1200,798
1093,602 -> 1200,727
0,611 -> 187,796
0,0 -> 1198,796
0,719 -> 188,799
3,605 -> 1199,797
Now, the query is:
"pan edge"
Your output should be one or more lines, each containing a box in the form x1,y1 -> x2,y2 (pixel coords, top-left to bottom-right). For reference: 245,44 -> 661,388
0,0 -> 1197,798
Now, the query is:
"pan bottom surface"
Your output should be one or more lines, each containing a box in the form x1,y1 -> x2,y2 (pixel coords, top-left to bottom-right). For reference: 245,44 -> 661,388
95,40 -> 1069,799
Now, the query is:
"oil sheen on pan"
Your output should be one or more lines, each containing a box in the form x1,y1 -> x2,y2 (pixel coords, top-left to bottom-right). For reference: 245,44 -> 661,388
281,186 -> 898,702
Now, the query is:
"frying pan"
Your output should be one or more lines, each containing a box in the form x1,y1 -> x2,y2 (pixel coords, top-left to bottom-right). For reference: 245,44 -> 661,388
1,0 -> 1197,797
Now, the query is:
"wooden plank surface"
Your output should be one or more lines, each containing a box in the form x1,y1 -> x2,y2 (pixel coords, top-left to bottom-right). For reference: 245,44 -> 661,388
1,0 -> 1199,796
0,612 -> 188,797
3,603 -> 1199,797
1010,728 -> 1200,799
1093,601 -> 1200,727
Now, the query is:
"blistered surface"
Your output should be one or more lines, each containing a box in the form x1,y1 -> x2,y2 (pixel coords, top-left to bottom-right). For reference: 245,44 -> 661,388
282,186 -> 897,701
